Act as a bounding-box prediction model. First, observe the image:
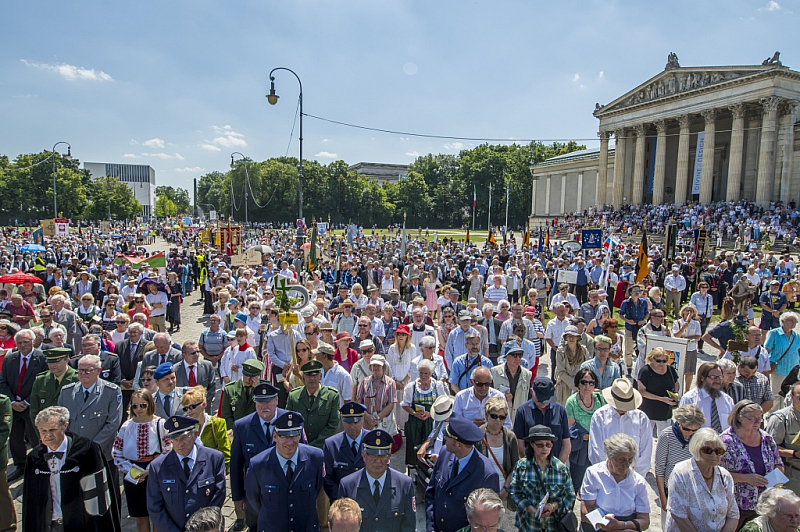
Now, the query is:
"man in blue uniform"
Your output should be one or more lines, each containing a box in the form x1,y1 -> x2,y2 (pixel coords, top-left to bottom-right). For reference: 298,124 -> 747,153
338,429 -> 416,532
246,411 -> 325,532
424,415 -> 500,532
146,415 -> 226,532
230,382 -> 285,532
323,401 -> 368,501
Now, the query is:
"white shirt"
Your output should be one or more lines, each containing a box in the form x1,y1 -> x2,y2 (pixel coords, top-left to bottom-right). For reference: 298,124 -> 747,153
146,291 -> 169,317
47,436 -> 69,521
545,317 -> 570,348
387,344 -> 417,382
550,292 -> 579,311
723,344 -> 771,373
672,318 -> 702,351
409,354 -> 449,382
366,470 -> 387,495
321,363 -> 353,406
588,404 -> 653,476
182,360 -> 199,383
665,274 -> 687,292
666,459 -> 738,532
174,443 -> 198,473
580,461 -> 650,518
451,387 -> 512,429
679,387 -> 735,433
220,345 -> 257,381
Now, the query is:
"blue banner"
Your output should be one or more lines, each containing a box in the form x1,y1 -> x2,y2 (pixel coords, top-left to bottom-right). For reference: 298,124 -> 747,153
581,229 -> 603,249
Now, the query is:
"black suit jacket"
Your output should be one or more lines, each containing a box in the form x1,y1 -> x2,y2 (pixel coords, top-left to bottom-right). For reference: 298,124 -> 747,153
115,339 -> 146,381
0,349 -> 47,401
479,317 -> 503,347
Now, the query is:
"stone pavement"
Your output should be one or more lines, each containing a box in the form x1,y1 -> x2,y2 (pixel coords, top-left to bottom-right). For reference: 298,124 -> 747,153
8,237 -> 675,531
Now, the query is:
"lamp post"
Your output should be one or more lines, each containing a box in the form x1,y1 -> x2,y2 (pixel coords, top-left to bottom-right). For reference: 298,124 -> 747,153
230,152 -> 249,225
51,142 -> 72,217
266,67 -> 304,223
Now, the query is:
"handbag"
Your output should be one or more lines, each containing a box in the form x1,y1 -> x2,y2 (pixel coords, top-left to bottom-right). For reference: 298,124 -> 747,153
556,511 -> 579,532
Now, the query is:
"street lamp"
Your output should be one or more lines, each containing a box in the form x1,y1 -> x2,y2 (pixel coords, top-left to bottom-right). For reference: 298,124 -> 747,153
266,67 -> 303,221
230,152 -> 249,225
52,141 -> 72,217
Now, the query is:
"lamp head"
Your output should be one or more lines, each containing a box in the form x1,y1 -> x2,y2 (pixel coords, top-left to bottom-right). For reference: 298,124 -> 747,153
230,155 -> 235,169
266,78 -> 279,105
64,147 -> 72,161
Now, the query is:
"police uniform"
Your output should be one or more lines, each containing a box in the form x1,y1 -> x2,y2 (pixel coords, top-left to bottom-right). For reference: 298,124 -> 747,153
29,347 -> 78,425
220,359 -> 264,430
0,394 -> 14,532
323,401 -> 368,501
230,383 -> 286,530
245,411 -> 325,532
424,415 -> 500,532
337,429 -> 417,532
69,349 -> 122,385
285,360 -> 341,448
767,404 -> 800,492
57,376 -> 122,461
146,415 -> 227,532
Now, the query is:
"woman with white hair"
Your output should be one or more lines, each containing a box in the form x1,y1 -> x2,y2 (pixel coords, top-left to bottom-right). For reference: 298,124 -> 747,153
666,427 -> 739,532
400,357 -> 447,469
740,488 -> 800,532
410,335 -> 448,383
765,312 -> 800,408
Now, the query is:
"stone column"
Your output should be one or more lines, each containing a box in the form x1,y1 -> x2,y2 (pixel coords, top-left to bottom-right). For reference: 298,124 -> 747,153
577,172 -> 584,212
743,111 -> 762,200
530,176 -> 537,216
632,124 -> 647,205
596,131 -> 610,207
726,103 -> 746,202
612,129 -> 627,208
652,120 -> 668,205
560,174 -> 567,213
779,100 -> 798,204
545,175 -> 551,215
674,115 -> 691,205
755,96 -> 782,207
699,109 -> 716,204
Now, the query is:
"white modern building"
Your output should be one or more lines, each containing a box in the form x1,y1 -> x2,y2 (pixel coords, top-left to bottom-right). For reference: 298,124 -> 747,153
84,162 -> 155,217
349,162 -> 410,184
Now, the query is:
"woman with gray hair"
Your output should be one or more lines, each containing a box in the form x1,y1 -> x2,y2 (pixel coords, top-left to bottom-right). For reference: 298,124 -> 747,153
654,404 -> 705,529
410,334 -> 448,383
463,488 -> 504,532
400,357 -> 447,469
740,488 -> 800,532
666,427 -> 739,532
765,312 -> 800,409
581,433 -> 650,531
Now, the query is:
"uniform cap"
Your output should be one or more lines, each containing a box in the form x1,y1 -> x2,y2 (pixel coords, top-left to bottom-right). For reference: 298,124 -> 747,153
444,415 -> 484,445
44,347 -> 71,362
241,359 -> 265,377
274,411 -> 304,437
253,382 -> 279,401
300,360 -> 323,375
340,401 -> 367,423
153,362 -> 175,380
363,429 -> 392,455
166,415 -> 198,438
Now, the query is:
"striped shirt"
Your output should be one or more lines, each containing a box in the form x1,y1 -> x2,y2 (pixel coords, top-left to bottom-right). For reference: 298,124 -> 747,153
654,424 -> 693,482
356,375 -> 396,418
498,317 -> 536,342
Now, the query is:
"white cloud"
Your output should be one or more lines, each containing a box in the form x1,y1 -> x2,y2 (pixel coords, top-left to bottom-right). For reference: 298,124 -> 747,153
572,73 -> 580,83
314,151 -> 338,159
174,153 -> 185,161
21,59 -> 113,81
142,138 -> 165,149
199,143 -> 222,152
598,71 -> 604,80
209,125 -> 247,148
141,152 -> 183,160
406,151 -> 421,157
174,167 -> 206,173
766,0 -> 781,10
322,138 -> 331,143
443,142 -> 464,151
122,153 -> 140,159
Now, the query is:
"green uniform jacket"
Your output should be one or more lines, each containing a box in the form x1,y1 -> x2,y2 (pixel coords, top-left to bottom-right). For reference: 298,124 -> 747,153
0,395 -> 10,469
220,380 -> 256,430
200,415 -> 231,467
286,385 -> 340,448
29,366 -> 79,426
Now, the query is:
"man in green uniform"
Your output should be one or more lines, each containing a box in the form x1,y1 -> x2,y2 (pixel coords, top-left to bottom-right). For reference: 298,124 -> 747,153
767,381 -> 800,493
29,347 -> 77,426
0,394 -> 15,531
220,359 -> 265,429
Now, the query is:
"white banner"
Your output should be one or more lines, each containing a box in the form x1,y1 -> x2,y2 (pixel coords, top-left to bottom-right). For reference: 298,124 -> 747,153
645,334 -> 690,394
691,131 -> 705,195
557,270 -> 578,284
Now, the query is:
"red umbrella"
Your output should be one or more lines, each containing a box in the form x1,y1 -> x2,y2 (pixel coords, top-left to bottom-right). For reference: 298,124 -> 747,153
301,243 -> 311,250
0,273 -> 43,285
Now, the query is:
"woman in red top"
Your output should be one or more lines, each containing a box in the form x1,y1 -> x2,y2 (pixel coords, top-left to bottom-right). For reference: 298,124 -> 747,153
0,319 -> 18,351
127,294 -> 150,327
333,331 -> 359,373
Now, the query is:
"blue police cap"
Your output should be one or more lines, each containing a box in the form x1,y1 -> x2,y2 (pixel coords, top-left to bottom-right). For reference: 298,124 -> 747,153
253,382 -> 279,402
444,415 -> 484,445
340,402 -> 367,423
274,411 -> 304,437
153,362 -> 175,380
166,415 -> 198,438
363,429 -> 392,455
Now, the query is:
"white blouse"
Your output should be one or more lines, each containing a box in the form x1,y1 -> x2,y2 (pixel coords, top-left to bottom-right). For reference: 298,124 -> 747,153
666,459 -> 738,532
112,417 -> 172,474
580,461 -> 650,518
387,344 -> 417,382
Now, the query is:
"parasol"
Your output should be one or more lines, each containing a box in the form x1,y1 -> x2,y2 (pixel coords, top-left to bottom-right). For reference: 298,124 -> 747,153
246,244 -> 274,255
0,273 -> 43,284
137,278 -> 169,294
20,244 -> 46,253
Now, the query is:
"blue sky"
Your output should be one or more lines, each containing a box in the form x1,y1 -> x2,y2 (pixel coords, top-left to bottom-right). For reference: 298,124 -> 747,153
1,0 -> 796,197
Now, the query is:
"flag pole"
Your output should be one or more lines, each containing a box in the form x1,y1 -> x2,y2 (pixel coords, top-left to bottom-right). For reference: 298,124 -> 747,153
504,181 -> 509,237
472,183 -> 476,231
488,183 -> 492,234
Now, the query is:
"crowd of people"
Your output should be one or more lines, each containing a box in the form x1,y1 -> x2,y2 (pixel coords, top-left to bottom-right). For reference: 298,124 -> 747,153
1,212 -> 800,532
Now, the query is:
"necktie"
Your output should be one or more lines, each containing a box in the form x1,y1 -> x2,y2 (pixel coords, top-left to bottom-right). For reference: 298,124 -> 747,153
373,479 -> 381,504
264,422 -> 270,438
16,356 -> 28,398
285,461 -> 294,484
130,343 -> 137,362
309,395 -> 315,407
188,365 -> 197,387
182,457 -> 191,478
710,397 -> 722,433
351,440 -> 358,458
160,354 -> 167,365
83,390 -> 90,402
164,394 -> 172,416
451,458 -> 460,481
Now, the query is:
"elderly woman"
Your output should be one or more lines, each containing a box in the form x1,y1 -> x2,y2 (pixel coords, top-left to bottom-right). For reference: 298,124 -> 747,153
719,358 -> 746,404
587,305 -> 612,338
648,287 -> 665,312
555,325 -> 588,405
139,365 -> 158,395
636,346 -> 679,437
180,385 -> 230,466
401,358 -> 447,468
110,313 -> 130,344
666,427 -> 739,532
356,354 -> 397,434
720,400 -> 785,528
75,293 -> 99,322
566,368 -> 606,491
673,303 -> 703,393
47,327 -> 74,358
350,283 -> 368,310
741,488 -> 800,532
654,405 -> 706,529
410,335 -> 448,383
581,433 -> 651,531
112,389 -> 171,532
509,425 -> 575,531
476,397 -> 520,500
765,312 -> 800,407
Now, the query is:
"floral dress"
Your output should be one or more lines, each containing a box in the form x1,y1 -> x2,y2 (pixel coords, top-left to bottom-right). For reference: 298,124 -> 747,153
719,428 -> 783,511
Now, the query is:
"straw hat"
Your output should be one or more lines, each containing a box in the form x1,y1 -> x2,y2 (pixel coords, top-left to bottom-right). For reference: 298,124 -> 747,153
602,378 -> 643,411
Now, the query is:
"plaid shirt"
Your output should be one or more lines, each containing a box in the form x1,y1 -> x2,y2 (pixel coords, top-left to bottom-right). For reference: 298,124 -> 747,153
508,456 -> 575,532
737,372 -> 774,405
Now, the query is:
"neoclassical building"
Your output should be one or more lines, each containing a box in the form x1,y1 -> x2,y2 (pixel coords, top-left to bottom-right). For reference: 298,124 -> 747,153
530,52 -> 800,216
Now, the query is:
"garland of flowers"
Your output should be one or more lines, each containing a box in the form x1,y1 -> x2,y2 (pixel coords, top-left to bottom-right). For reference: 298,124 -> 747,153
729,316 -> 749,364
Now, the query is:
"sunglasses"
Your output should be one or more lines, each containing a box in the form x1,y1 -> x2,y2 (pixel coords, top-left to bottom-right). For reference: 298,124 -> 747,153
534,442 -> 553,449
679,425 -> 698,433
297,347 -> 309,353
141,378 -> 153,382
182,402 -> 203,412
488,413 -> 507,420
506,352 -> 523,358
131,403 -> 148,410
361,348 -> 374,354
579,380 -> 596,386
700,447 -> 725,456
473,381 -> 492,388
653,358 -> 668,364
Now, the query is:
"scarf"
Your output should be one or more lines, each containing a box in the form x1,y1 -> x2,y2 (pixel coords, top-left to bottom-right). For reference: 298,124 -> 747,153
752,516 -> 776,532
565,343 -> 584,366
671,421 -> 690,447
238,343 -> 251,351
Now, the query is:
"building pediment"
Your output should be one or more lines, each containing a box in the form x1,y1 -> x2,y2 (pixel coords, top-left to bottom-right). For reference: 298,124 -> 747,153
593,62 -> 792,118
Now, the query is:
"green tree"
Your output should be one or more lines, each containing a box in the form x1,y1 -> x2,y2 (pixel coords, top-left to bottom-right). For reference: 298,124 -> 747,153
155,195 -> 178,217
155,185 -> 191,214
84,177 -> 141,221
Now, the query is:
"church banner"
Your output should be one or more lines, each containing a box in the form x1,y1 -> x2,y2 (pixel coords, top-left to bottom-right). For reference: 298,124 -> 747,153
691,132 -> 705,195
